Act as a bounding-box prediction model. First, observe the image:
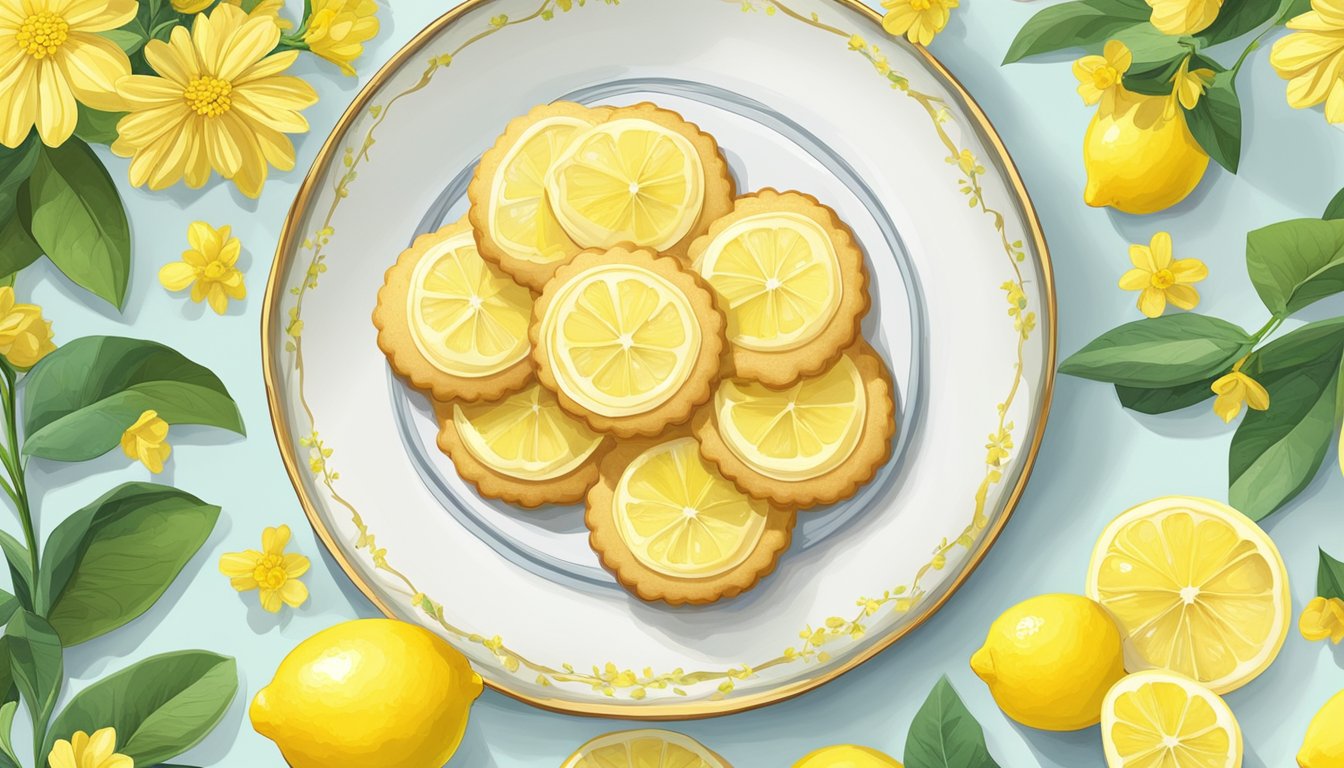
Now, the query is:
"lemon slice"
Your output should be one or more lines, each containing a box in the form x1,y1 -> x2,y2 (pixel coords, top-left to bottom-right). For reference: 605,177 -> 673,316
540,263 -> 700,417
1085,496 -> 1289,694
561,729 -> 731,768
715,354 -> 865,481
407,229 -> 532,377
695,212 -> 841,351
486,115 -> 588,264
546,118 -> 704,252
613,437 -> 771,578
1101,670 -> 1242,768
452,384 -> 603,481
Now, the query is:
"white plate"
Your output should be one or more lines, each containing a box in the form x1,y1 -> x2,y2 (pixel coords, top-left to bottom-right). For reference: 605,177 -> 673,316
263,0 -> 1055,718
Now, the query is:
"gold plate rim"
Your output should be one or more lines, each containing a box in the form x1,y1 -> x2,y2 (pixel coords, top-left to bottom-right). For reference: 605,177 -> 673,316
260,0 -> 1058,720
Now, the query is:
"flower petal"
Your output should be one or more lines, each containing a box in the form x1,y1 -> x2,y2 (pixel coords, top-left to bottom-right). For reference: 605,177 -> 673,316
1164,283 -> 1200,310
282,552 -> 310,578
159,261 -> 198,292
57,33 -> 130,110
1118,268 -> 1150,291
279,577 -> 308,608
1138,286 -> 1167,318
1129,243 -> 1158,272
258,588 -> 282,612
262,524 -> 291,555
35,61 -> 78,147
219,551 -> 261,577
1148,231 -> 1173,268
1169,258 -> 1208,283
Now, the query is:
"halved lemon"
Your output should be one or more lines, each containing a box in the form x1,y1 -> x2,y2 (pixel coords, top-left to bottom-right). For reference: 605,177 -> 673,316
452,384 -> 603,481
1101,670 -> 1242,768
546,117 -> 704,252
486,115 -> 588,264
561,729 -> 731,768
613,437 -> 771,578
716,353 -> 865,481
1085,496 -> 1289,694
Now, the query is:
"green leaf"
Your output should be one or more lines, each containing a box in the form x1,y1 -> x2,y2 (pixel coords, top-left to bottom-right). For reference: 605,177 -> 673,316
0,699 -> 20,768
22,336 -> 245,462
0,193 -> 42,281
1002,0 -> 1151,64
1110,26 -> 1199,96
1196,0 -> 1282,45
0,533 -> 32,612
0,638 -> 16,705
1318,549 -> 1344,600
1229,319 -> 1344,520
1116,374 -> 1220,414
1245,218 -> 1344,315
905,675 -> 999,768
1324,187 -> 1344,220
1281,0 -> 1314,16
74,106 -> 126,146
101,27 -> 147,54
0,591 -> 14,629
1186,71 -> 1242,173
24,140 -> 130,309
6,611 -> 62,736
44,651 -> 237,766
1059,315 -> 1253,387
40,483 -> 220,646
0,134 -> 39,233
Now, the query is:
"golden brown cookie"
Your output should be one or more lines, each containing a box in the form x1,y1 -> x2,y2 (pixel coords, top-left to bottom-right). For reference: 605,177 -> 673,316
544,102 -> 735,261
373,218 -> 534,402
434,382 -> 611,508
688,189 -> 869,387
585,429 -> 795,605
695,341 -> 896,509
531,246 -> 725,438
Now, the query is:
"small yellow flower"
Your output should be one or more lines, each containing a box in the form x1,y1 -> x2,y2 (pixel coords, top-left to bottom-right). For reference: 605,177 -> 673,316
219,524 -> 311,612
949,148 -> 984,176
160,222 -> 247,315
304,0 -> 380,76
1147,0 -> 1223,35
848,33 -> 867,50
0,287 -> 54,368
1300,596 -> 1344,643
1270,0 -> 1344,124
1118,232 -> 1207,318
881,0 -> 959,46
1073,41 -> 1132,109
985,427 -> 1013,466
1210,357 -> 1269,423
1172,56 -> 1215,110
47,727 -> 131,768
121,410 -> 171,473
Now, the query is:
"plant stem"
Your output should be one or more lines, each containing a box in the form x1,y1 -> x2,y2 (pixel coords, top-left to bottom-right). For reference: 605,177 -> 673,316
1232,5 -> 1294,77
1251,314 -> 1285,344
0,363 -> 36,590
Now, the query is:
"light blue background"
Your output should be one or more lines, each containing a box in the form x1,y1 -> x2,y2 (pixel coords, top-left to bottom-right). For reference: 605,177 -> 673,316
8,0 -> 1343,765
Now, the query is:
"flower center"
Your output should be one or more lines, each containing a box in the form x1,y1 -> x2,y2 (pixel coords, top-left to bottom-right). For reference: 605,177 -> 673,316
910,0 -> 932,9
1150,268 -> 1176,290
1092,66 -> 1118,90
17,12 -> 69,59
253,555 -> 288,589
203,261 -> 228,281
184,76 -> 233,117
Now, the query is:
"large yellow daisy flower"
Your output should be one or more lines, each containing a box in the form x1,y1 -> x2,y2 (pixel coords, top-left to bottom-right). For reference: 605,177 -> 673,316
111,3 -> 318,198
1270,0 -> 1344,123
0,0 -> 134,148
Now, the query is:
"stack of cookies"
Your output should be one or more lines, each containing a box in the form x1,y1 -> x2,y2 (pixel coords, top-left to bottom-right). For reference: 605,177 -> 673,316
373,101 -> 896,605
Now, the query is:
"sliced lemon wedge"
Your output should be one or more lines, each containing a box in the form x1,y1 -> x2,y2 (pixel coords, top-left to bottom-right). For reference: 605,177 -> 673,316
561,729 -> 731,768
546,117 -> 704,252
1086,496 -> 1289,694
407,229 -> 532,377
716,354 -> 865,481
486,115 -> 588,265
1101,670 -> 1242,768
613,437 -> 771,578
452,384 -> 603,481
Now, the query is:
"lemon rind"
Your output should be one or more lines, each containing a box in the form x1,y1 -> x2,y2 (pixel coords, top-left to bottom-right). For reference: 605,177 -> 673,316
1100,670 -> 1243,768
560,729 -> 733,768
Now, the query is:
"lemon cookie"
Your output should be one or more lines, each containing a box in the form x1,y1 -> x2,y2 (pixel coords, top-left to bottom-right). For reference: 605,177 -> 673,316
586,430 -> 795,605
695,342 -> 895,509
373,219 -> 534,402
531,246 -> 725,437
434,382 -> 610,508
544,103 -> 735,260
688,189 -> 868,387
468,101 -> 613,290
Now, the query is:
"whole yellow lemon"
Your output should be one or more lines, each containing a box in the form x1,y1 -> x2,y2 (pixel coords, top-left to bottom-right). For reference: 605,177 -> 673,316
793,744 -> 903,767
1082,89 -> 1210,215
970,593 -> 1125,731
250,618 -> 483,768
1299,689 -> 1344,767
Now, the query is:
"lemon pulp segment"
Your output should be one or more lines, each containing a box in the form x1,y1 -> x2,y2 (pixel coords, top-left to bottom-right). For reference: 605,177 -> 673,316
695,212 -> 841,351
453,384 -> 603,481
546,118 -> 704,252
1087,497 -> 1288,693
488,116 -> 589,263
541,265 -> 699,417
1102,671 -> 1240,768
407,230 -> 532,377
562,729 -> 728,768
715,355 -> 865,481
613,438 -> 770,579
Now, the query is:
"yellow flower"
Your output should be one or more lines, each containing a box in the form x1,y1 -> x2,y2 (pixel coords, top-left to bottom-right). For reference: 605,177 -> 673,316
1172,56 -> 1215,110
121,409 -> 171,473
848,33 -> 867,50
1301,596 -> 1344,643
219,524 -> 311,612
1270,0 -> 1344,124
949,148 -> 984,176
1118,232 -> 1207,318
881,0 -> 959,46
111,4 -> 318,198
171,0 -> 212,12
225,0 -> 295,29
160,222 -> 246,314
304,0 -> 380,76
1073,41 -> 1132,109
985,427 -> 1013,466
47,727 -> 131,768
1210,357 -> 1269,423
1147,0 -> 1223,35
0,0 -> 134,147
0,287 -> 54,368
